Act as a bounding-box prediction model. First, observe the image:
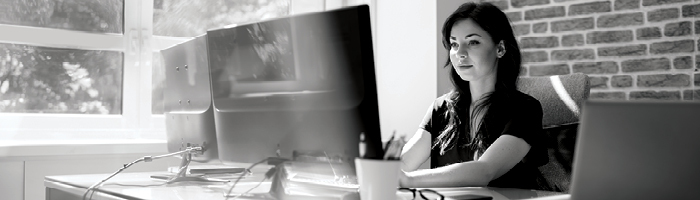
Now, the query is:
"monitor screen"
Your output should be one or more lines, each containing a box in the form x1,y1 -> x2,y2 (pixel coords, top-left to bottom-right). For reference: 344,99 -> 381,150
206,5 -> 383,166
210,17 -> 297,84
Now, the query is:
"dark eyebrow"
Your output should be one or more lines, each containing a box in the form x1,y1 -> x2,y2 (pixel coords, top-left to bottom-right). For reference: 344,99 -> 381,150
449,33 -> 482,40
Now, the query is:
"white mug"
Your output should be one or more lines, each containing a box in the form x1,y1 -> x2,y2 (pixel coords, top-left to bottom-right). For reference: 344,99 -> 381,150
354,158 -> 400,200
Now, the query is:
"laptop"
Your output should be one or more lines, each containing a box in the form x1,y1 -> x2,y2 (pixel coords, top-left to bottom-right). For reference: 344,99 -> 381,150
570,100 -> 700,200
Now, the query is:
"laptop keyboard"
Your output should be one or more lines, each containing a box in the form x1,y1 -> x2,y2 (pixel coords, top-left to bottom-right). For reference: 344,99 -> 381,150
288,175 -> 359,189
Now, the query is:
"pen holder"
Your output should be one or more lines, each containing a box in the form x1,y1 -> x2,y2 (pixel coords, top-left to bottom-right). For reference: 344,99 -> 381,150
354,158 -> 400,200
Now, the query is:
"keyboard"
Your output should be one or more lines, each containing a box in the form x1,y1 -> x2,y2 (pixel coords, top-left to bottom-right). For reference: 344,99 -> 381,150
271,160 -> 360,199
288,174 -> 359,189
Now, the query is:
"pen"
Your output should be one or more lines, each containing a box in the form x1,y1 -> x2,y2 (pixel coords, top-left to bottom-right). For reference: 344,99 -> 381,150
391,137 -> 405,159
384,131 -> 396,152
394,136 -> 405,158
383,139 -> 403,160
383,132 -> 404,160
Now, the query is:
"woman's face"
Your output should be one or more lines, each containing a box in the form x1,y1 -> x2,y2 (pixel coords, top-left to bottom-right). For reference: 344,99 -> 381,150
449,19 -> 501,82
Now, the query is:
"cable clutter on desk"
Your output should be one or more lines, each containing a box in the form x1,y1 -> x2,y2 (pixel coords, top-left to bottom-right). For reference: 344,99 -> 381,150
81,146 -> 204,200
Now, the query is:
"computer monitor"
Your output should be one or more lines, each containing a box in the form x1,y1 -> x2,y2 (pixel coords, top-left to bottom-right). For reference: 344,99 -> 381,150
161,34 -> 219,163
206,5 -> 383,167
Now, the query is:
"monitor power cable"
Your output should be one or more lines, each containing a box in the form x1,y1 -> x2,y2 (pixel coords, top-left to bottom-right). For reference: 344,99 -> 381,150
224,157 -> 279,200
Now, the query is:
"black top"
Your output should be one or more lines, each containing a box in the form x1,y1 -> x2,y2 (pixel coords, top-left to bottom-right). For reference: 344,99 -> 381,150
420,90 -> 549,190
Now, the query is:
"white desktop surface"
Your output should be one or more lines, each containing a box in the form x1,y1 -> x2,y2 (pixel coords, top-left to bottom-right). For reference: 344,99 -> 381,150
45,165 -> 564,200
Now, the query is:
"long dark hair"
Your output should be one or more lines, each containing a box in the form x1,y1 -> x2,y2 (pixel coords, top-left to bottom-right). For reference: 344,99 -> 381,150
433,2 -> 522,156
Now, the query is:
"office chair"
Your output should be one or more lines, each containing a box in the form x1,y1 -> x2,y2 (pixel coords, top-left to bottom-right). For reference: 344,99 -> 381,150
517,73 -> 590,192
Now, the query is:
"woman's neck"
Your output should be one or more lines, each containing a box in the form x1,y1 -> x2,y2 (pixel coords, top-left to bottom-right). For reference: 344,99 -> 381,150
468,75 -> 496,103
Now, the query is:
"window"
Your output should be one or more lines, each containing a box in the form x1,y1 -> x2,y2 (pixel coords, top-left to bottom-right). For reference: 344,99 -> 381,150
0,0 -> 123,33
0,44 -> 123,114
1,0 -> 374,140
0,0 -> 124,115
0,0 -> 133,139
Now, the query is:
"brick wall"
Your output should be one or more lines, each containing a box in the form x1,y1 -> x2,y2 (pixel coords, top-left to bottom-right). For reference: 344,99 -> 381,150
480,0 -> 699,101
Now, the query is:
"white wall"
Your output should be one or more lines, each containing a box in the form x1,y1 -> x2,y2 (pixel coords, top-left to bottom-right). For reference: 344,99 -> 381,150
375,0 -> 437,141
0,161 -> 24,200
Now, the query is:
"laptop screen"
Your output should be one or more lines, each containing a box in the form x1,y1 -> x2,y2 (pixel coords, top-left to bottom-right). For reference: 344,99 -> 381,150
571,100 -> 700,200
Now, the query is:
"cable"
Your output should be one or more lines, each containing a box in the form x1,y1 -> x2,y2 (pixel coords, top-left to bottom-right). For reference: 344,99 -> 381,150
81,147 -> 202,200
323,151 -> 339,180
224,158 -> 273,200
82,157 -> 145,200
226,174 -> 269,200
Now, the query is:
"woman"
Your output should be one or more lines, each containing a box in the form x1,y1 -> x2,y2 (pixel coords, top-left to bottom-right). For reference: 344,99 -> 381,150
399,2 -> 548,190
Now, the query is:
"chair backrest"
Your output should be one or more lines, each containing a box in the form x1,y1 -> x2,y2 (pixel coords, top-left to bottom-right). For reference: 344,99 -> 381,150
517,73 -> 590,128
517,73 -> 590,192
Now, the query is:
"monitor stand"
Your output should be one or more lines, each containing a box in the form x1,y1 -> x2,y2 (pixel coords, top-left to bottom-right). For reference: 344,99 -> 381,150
150,152 -> 231,183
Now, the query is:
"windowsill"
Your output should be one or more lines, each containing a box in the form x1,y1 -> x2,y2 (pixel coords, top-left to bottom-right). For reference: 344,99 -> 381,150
0,139 -> 168,158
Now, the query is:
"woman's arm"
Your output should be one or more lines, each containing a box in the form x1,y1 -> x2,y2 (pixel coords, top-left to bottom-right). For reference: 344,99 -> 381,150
401,102 -> 439,171
399,135 -> 530,188
400,129 -> 432,171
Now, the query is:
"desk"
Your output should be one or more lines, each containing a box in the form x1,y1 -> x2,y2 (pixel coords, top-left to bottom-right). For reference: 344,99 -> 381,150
45,165 -> 565,200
